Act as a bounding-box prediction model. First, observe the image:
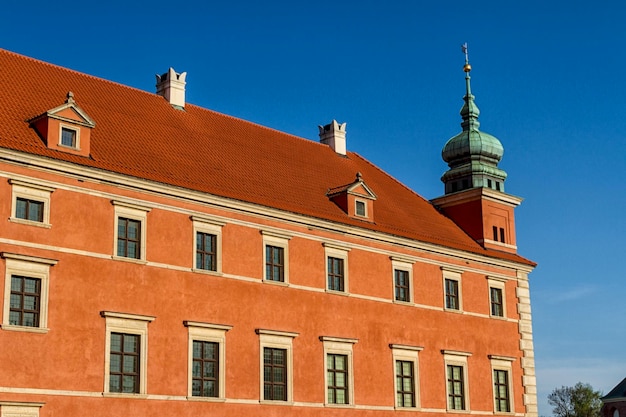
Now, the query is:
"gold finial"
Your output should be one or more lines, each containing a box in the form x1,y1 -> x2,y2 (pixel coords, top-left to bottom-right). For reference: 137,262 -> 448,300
461,43 -> 471,72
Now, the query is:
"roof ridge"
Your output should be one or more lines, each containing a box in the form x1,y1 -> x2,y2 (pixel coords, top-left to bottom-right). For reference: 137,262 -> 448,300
0,47 -> 164,102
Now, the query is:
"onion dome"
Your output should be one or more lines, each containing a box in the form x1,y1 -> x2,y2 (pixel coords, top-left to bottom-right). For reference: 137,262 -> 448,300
441,52 -> 507,195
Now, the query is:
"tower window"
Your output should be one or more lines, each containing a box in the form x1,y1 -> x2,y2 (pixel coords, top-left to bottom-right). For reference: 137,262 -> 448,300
492,226 -> 498,241
496,182 -> 501,191
487,179 -> 492,188
500,228 -> 505,244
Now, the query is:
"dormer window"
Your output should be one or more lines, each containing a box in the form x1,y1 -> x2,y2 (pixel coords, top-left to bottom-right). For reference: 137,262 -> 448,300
29,91 -> 95,157
327,172 -> 377,221
355,200 -> 366,217
60,126 -> 78,148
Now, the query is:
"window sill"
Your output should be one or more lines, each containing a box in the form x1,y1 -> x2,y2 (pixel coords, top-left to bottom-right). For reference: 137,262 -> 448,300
103,392 -> 148,399
490,314 -> 507,320
444,307 -> 463,314
111,256 -> 147,265
326,289 -> 349,296
0,324 -> 49,334
393,299 -> 414,306
186,396 -> 226,403
324,403 -> 355,408
262,279 -> 289,287
446,408 -> 471,413
259,400 -> 294,406
191,268 -> 223,277
394,406 -> 420,411
9,217 -> 51,228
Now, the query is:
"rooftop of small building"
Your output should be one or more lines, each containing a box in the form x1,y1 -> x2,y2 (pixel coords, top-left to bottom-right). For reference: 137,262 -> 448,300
0,48 -> 534,266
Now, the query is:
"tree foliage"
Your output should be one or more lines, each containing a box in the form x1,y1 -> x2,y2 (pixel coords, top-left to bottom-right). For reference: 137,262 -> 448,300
548,382 -> 603,417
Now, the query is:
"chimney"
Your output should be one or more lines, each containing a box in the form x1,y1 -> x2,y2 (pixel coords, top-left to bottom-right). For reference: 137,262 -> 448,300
318,120 -> 347,155
156,68 -> 187,109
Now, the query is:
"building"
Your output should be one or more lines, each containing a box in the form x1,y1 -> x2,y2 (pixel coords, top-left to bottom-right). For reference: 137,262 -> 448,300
0,48 -> 536,417
602,378 -> 626,417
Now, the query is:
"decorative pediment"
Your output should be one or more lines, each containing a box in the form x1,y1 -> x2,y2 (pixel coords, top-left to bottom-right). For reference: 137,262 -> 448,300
327,173 -> 377,221
29,92 -> 95,157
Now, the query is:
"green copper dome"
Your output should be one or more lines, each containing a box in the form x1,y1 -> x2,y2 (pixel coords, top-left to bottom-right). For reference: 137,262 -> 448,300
441,63 -> 507,194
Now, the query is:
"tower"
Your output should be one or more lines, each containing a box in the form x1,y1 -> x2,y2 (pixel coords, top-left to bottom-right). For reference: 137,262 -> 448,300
431,46 -> 522,254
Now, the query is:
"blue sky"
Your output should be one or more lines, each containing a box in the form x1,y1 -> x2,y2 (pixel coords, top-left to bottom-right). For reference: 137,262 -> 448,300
2,0 -> 625,414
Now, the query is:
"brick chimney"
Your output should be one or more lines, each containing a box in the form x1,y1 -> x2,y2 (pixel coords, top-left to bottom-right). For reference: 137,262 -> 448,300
156,68 -> 187,109
318,120 -> 347,155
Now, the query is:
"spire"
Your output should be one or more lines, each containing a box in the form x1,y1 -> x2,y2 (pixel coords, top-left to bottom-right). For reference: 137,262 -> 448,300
460,43 -> 480,132
440,44 -> 507,195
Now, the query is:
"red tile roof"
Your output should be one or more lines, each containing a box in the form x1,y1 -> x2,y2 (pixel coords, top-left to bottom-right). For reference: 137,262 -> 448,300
0,49 -> 534,266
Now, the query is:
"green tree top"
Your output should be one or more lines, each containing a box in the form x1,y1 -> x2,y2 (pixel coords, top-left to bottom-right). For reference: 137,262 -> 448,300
548,382 -> 603,417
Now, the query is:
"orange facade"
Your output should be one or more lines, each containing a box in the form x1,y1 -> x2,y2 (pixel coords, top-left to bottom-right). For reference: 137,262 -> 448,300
0,49 -> 536,417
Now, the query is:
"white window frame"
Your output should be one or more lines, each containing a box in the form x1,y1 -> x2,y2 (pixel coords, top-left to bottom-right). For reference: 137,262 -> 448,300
442,350 -> 471,412
9,179 -> 54,228
321,336 -> 358,407
324,243 -> 350,294
1,253 -> 57,333
59,123 -> 79,149
391,344 -> 423,409
391,257 -> 414,304
101,311 -> 155,396
112,201 -> 151,263
185,321 -> 232,401
262,231 -> 291,284
489,355 -> 515,414
0,402 -> 45,417
442,268 -> 463,312
354,199 -> 367,217
257,329 -> 298,404
488,277 -> 507,318
191,216 -> 225,275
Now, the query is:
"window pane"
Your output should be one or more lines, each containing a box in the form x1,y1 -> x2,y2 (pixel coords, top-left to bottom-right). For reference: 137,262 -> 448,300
16,198 -> 26,219
110,353 -> 121,372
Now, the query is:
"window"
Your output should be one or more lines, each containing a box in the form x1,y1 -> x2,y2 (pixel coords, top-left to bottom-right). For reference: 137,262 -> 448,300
447,365 -> 465,410
102,311 -> 155,395
2,253 -> 56,333
117,218 -> 141,259
264,347 -> 287,401
16,198 -> 43,222
442,268 -> 463,311
395,270 -> 410,302
324,243 -> 350,293
445,279 -> 459,310
192,216 -> 224,274
265,245 -> 284,282
257,329 -> 297,403
442,350 -> 471,411
391,344 -> 422,409
488,277 -> 507,318
321,336 -> 357,406
327,354 -> 349,404
9,179 -> 54,227
493,226 -> 506,243
196,232 -> 216,271
493,370 -> 510,412
112,201 -> 150,262
392,257 -> 414,303
185,321 -> 231,400
491,287 -> 503,317
109,332 -> 140,393
9,276 -> 41,327
489,355 -> 514,413
355,200 -> 366,217
60,126 -> 77,148
396,360 -> 415,407
0,402 -> 44,417
328,257 -> 344,292
262,231 -> 290,284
